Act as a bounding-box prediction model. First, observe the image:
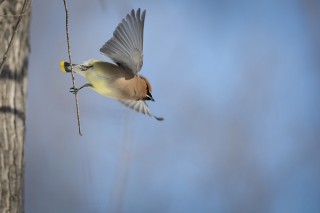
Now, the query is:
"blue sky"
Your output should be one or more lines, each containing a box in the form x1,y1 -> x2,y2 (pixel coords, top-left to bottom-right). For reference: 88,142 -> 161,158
25,0 -> 320,212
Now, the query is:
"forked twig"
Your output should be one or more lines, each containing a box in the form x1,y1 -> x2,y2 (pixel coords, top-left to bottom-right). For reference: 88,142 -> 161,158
62,0 -> 82,136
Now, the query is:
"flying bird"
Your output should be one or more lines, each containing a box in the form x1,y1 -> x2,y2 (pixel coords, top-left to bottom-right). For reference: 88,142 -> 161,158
60,9 -> 163,121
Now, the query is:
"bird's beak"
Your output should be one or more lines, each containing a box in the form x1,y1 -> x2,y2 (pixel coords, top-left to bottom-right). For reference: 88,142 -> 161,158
146,91 -> 155,101
147,95 -> 155,102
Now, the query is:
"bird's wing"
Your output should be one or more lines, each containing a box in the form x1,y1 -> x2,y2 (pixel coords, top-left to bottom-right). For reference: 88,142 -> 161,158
100,9 -> 146,74
119,100 -> 164,121
120,99 -> 152,116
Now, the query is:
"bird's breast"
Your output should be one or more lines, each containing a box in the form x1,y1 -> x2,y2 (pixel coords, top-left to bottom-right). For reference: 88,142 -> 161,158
84,63 -> 144,100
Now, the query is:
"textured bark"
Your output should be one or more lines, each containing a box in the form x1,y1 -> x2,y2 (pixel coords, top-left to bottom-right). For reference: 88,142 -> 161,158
0,1 -> 30,212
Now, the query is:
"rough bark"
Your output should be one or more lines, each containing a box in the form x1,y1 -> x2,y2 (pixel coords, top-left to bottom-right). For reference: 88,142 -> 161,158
0,0 -> 30,212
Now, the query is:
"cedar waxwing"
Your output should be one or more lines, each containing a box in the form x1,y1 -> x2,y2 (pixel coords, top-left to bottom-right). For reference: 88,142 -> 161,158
60,9 -> 163,121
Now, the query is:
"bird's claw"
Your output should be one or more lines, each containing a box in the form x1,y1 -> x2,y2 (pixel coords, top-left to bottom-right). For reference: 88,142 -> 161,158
69,87 -> 79,94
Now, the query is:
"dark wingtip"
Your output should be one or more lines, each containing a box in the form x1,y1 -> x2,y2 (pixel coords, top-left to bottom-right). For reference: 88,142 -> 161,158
154,116 -> 164,121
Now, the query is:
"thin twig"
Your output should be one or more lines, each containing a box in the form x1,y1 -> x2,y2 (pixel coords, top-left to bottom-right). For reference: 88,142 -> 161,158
0,0 -> 30,75
62,0 -> 82,136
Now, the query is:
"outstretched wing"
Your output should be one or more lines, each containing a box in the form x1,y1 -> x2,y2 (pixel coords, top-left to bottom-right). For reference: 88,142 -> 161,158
100,9 -> 146,74
119,100 -> 164,121
120,100 -> 152,116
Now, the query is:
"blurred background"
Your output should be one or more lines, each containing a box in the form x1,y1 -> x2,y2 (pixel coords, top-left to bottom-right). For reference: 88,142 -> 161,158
25,0 -> 320,212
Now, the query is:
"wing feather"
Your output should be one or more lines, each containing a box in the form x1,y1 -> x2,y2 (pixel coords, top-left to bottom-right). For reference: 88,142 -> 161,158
100,9 -> 146,74
120,100 -> 152,116
119,100 -> 164,121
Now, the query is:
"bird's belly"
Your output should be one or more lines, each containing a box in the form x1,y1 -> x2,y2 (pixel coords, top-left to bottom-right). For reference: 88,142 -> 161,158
91,82 -> 117,99
86,73 -> 137,100
84,71 -> 116,98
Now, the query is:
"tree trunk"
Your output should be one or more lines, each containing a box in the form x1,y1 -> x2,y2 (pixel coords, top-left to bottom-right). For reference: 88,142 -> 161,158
0,0 -> 30,212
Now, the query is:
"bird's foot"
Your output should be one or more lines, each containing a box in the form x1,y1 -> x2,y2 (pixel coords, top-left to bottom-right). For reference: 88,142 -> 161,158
69,86 -> 79,94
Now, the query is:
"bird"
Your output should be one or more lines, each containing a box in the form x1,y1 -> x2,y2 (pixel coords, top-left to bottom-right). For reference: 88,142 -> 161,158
60,9 -> 163,121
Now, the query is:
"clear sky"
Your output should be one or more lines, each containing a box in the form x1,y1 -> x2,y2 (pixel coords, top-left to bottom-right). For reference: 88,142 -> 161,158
25,0 -> 320,212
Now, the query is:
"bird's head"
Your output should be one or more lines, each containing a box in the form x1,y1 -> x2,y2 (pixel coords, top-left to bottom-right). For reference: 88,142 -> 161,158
140,76 -> 154,101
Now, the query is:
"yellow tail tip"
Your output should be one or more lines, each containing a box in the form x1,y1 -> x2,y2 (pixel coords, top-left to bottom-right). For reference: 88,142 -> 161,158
60,61 -> 66,72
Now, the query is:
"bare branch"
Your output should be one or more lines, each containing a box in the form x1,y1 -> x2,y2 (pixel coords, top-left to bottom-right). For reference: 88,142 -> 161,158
62,0 -> 83,136
0,0 -> 30,75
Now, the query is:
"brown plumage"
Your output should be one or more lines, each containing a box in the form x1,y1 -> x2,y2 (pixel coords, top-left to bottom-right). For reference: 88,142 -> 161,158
60,9 -> 163,121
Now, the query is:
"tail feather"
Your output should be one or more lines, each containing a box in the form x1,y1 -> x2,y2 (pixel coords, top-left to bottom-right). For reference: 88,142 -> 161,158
60,61 -> 75,73
60,61 -> 92,74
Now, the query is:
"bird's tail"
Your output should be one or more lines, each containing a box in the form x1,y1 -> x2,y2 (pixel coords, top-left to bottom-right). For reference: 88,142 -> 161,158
60,61 -> 93,77
60,61 -> 77,73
